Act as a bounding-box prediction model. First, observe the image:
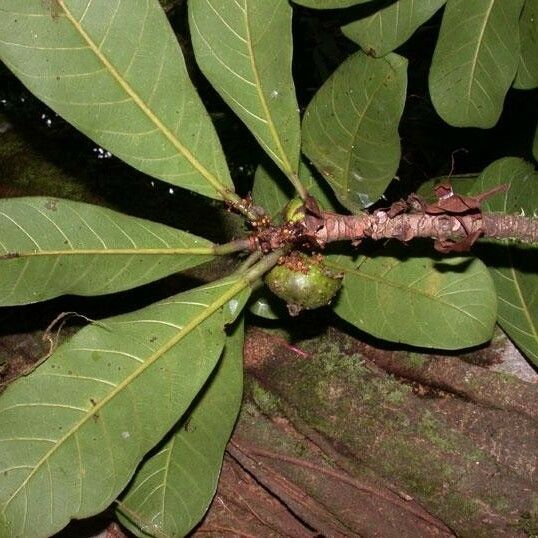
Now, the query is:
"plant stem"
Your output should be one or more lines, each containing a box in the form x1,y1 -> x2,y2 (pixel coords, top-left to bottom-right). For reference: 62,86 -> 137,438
288,172 -> 309,201
223,190 -> 259,221
213,238 -> 252,255
305,211 -> 538,250
243,249 -> 285,283
236,251 -> 263,273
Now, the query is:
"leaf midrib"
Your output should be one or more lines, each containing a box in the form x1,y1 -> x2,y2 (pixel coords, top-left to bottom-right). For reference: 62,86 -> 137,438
243,0 -> 295,177
57,0 -> 227,198
465,0 -> 494,116
343,59 -> 397,193
1,277 -> 248,516
2,247 -> 214,258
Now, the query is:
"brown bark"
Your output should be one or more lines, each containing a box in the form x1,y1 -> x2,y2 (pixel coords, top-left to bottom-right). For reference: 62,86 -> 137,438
240,326 -> 538,537
308,212 -> 538,249
318,212 -> 534,243
249,185 -> 538,254
250,211 -> 538,255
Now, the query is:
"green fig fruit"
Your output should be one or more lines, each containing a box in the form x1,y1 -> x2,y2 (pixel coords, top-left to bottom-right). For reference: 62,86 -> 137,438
284,197 -> 305,223
265,253 -> 342,315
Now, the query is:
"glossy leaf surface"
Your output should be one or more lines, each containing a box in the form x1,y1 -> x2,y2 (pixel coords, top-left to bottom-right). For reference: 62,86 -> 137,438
249,294 -> 283,319
514,0 -> 538,89
189,0 -> 300,181
0,278 -> 250,537
0,198 -> 214,306
0,0 -> 233,199
330,247 -> 497,349
471,158 -> 538,365
118,321 -> 244,537
342,0 -> 446,57
429,0 -> 524,128
302,52 -> 407,212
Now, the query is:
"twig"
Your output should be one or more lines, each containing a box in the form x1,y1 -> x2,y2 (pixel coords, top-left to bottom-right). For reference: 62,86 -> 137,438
312,211 -> 538,247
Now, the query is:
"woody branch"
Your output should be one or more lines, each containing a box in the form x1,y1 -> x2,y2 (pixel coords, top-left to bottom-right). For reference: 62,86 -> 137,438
249,184 -> 538,254
310,211 -> 538,251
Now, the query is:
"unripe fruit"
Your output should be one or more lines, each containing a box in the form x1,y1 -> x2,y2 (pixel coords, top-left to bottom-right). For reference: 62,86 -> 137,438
284,197 -> 305,223
265,252 -> 342,315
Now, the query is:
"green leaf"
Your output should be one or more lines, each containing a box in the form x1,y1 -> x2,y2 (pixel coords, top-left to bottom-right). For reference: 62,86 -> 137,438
252,159 -> 340,219
0,278 -> 250,537
0,197 -> 214,306
252,164 -> 292,220
249,295 -> 281,319
248,286 -> 288,319
117,320 -> 244,538
429,0 -> 525,128
514,0 -> 538,89
470,157 -> 538,365
302,51 -> 407,212
0,1 -> 233,200
342,0 -> 446,58
189,0 -> 301,184
330,246 -> 497,349
416,173 -> 480,199
291,0 -> 370,8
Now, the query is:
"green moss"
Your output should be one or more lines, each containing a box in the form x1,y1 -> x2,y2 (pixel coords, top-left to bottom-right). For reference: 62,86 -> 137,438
378,436 -> 485,531
483,495 -> 510,513
517,495 -> 538,536
378,437 -> 452,497
419,411 -> 460,453
302,338 -> 367,381
405,352 -> 427,368
248,379 -> 281,416
418,410 -> 482,460
274,335 -> 414,454
371,377 -> 409,405
440,494 -> 479,521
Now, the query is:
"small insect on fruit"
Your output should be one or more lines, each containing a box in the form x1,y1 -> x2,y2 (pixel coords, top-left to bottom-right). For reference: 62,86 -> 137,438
265,252 -> 343,315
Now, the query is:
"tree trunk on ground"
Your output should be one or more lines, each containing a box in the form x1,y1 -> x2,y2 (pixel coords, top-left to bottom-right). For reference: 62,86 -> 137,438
194,325 -> 537,538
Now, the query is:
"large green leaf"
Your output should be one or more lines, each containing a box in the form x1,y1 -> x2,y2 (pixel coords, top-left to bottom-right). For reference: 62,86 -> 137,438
429,0 -> 525,128
342,0 -> 446,58
302,51 -> 407,212
189,0 -> 301,185
117,320 -> 244,537
0,197 -> 214,306
0,0 -> 233,200
330,247 -> 497,349
291,0 -> 370,8
0,277 -> 250,537
470,158 -> 538,365
514,0 -> 538,89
